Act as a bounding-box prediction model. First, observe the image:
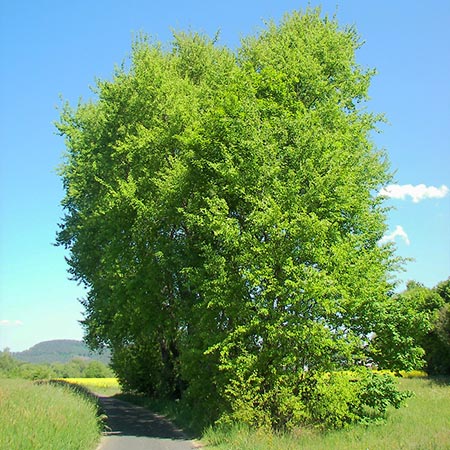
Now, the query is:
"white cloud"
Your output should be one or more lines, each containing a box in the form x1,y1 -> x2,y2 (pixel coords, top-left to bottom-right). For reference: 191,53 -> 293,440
0,320 -> 23,327
379,184 -> 449,203
379,225 -> 410,246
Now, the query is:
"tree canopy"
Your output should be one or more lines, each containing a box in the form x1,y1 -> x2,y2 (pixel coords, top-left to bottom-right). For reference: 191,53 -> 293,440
57,9 -> 417,429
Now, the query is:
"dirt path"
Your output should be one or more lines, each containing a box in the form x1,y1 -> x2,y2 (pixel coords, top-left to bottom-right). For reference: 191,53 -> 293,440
96,395 -> 199,450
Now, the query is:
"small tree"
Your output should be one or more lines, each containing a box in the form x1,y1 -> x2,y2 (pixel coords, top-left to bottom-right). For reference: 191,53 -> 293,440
0,349 -> 22,377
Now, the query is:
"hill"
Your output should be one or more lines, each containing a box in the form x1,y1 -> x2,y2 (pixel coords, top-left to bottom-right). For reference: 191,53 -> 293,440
13,340 -> 111,364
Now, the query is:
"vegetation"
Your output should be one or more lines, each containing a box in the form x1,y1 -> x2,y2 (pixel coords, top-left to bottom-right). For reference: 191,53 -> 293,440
422,278 -> 450,374
370,277 -> 450,376
56,7 -> 440,430
0,348 -> 114,379
0,378 -> 102,450
118,376 -> 450,449
209,377 -> 450,449
371,278 -> 448,373
12,339 -> 111,364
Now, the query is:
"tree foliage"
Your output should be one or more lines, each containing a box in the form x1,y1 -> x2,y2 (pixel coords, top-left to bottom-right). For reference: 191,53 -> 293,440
371,278 -> 450,375
422,278 -> 450,374
57,9 -> 414,429
0,349 -> 114,379
369,281 -> 442,371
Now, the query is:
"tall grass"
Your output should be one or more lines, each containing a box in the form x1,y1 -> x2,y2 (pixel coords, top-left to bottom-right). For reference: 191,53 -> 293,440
0,378 -> 102,450
203,377 -> 450,449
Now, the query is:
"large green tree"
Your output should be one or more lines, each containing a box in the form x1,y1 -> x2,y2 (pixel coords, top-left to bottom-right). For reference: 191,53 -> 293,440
57,9 -> 414,429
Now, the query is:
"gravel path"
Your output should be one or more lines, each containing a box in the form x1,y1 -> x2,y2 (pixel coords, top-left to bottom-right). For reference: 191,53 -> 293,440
96,395 -> 199,450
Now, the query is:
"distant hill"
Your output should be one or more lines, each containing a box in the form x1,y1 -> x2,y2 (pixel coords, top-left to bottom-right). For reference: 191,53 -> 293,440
13,339 -> 111,364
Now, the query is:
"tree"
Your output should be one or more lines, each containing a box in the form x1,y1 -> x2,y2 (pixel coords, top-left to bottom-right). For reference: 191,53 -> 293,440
371,278 -> 450,375
0,348 -> 22,377
370,281 -> 443,372
435,278 -> 450,303
84,360 -> 114,378
424,278 -> 450,374
19,363 -> 56,380
57,9 -> 412,429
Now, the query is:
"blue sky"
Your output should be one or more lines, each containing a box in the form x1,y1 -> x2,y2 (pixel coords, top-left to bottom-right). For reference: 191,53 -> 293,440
1,0 -> 449,352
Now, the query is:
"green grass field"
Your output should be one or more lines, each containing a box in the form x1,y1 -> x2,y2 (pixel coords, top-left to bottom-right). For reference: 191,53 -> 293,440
0,378 -> 102,450
203,377 -> 450,449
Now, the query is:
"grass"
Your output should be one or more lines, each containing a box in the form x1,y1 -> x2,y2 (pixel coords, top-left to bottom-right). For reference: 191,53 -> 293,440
202,377 -> 450,450
0,378 -> 102,450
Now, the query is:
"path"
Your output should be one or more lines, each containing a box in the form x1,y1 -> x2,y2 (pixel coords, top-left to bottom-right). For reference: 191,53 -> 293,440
96,395 -> 199,450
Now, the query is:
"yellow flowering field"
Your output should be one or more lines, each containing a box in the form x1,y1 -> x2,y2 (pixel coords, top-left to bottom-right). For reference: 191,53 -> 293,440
373,370 -> 428,378
55,377 -> 121,394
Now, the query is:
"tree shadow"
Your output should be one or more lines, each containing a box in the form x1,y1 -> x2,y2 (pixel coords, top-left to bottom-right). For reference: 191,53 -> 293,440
425,376 -> 450,387
98,395 -> 191,441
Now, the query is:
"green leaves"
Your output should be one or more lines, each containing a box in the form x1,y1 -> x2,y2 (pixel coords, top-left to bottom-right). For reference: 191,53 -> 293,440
57,8 -> 411,429
370,281 -> 445,372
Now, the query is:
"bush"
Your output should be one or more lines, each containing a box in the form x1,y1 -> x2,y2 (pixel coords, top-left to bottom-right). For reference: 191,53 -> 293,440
210,369 -> 411,431
357,372 -> 412,417
304,372 -> 360,428
302,370 -> 412,429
